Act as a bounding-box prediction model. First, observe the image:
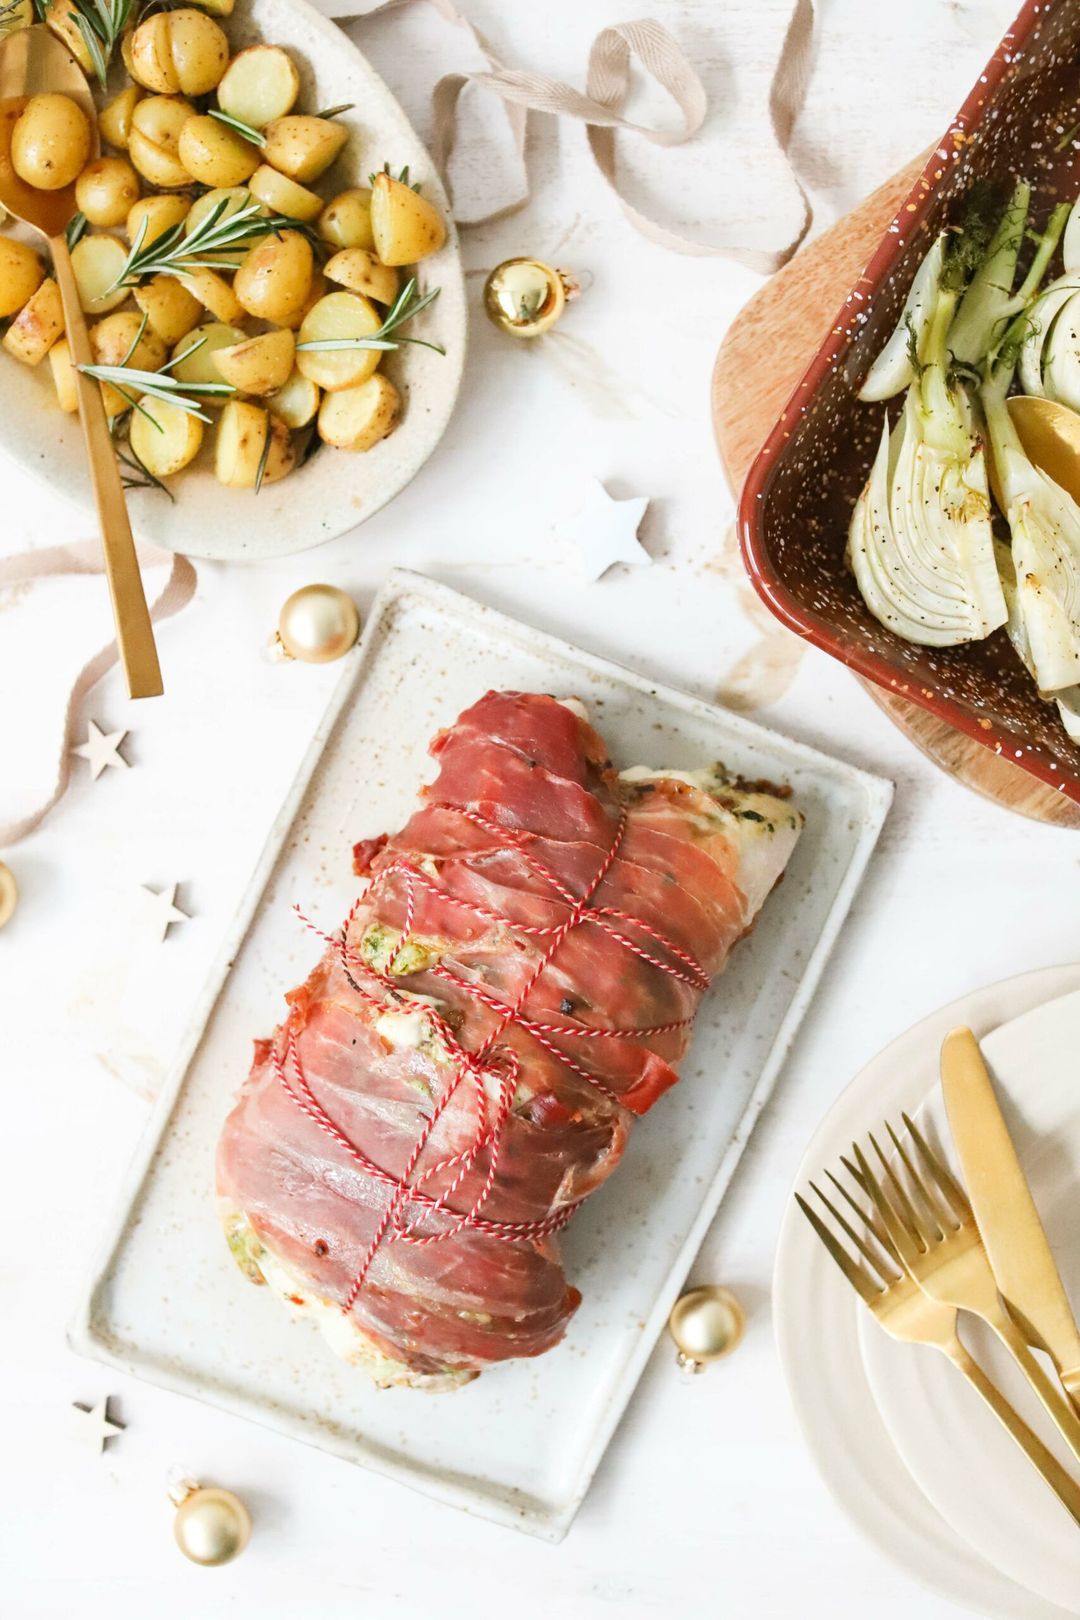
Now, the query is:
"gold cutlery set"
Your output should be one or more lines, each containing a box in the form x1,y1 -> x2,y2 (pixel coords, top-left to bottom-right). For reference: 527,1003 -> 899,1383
798,1027 -> 1080,1524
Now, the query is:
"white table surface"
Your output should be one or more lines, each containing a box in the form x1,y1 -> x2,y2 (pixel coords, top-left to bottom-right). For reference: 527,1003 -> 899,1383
3,1 -> 1074,1615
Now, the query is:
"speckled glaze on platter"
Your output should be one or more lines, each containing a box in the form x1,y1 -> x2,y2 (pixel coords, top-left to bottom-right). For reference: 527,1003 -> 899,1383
0,0 -> 466,561
738,0 -> 1080,807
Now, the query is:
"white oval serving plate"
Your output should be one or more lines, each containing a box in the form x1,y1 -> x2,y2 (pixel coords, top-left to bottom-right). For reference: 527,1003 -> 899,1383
0,0 -> 466,561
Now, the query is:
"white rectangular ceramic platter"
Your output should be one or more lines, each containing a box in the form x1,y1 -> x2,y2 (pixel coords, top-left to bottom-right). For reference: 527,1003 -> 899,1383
71,570 -> 892,1540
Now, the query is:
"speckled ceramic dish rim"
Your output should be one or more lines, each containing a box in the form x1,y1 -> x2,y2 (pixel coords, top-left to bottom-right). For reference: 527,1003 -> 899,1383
736,0 -> 1080,807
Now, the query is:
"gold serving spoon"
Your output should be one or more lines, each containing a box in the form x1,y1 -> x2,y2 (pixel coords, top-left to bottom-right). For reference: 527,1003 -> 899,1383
0,25 -> 162,698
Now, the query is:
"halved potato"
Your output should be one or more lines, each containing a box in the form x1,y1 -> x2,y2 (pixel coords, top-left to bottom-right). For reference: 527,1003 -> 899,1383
318,187 -> 374,251
370,171 -> 446,266
214,327 -> 295,395
70,235 -> 129,316
234,229 -> 312,325
129,95 -> 195,188
178,114 -> 260,187
262,413 -> 295,483
182,185 -> 265,266
214,397 -> 266,486
291,267 -> 328,328
0,237 -> 43,318
247,163 -> 322,223
296,290 -> 382,391
318,372 -> 400,451
170,320 -> 247,387
48,337 -> 79,412
217,45 -> 299,128
99,85 -> 142,151
44,0 -> 95,77
90,309 -> 168,417
75,156 -> 141,228
129,9 -> 228,96
127,192 -> 190,247
266,367 -> 319,428
324,248 -> 399,306
3,277 -> 64,366
129,394 -> 204,476
134,274 -> 202,345
262,115 -> 347,183
188,0 -> 233,13
177,264 -> 244,324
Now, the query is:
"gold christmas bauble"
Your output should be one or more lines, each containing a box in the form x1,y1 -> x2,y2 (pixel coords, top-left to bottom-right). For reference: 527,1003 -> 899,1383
667,1285 -> 745,1373
173,1484 -> 251,1566
483,258 -> 579,338
0,862 -> 16,929
276,584 -> 360,664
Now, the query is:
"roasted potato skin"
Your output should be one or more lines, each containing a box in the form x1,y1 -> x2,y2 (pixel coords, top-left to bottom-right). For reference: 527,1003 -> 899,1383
178,114 -> 260,187
318,372 -> 400,451
266,367 -> 320,428
262,115 -> 347,183
127,192 -> 191,246
129,95 -> 196,188
214,328 -> 295,396
248,164 -> 322,223
0,238 -> 44,318
75,156 -> 141,227
44,0 -> 95,76
324,247 -> 399,306
133,274 -> 203,345
99,85 -> 143,151
11,94 -> 91,191
370,171 -> 446,266
90,309 -> 168,416
318,187 -> 375,251
3,277 -> 65,366
130,394 -> 204,475
234,230 -> 313,326
129,10 -> 229,97
48,337 -> 79,412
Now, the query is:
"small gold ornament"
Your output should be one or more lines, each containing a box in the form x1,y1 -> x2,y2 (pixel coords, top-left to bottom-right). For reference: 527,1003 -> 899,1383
667,1285 -> 745,1373
483,258 -> 580,338
274,584 -> 361,664
171,1480 -> 251,1567
0,861 -> 17,929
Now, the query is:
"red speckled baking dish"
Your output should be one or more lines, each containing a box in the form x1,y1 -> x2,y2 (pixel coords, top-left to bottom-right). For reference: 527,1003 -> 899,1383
738,0 -> 1080,805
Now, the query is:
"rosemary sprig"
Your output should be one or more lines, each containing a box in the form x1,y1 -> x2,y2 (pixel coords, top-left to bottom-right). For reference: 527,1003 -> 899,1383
296,277 -> 444,356
105,197 -> 315,292
316,102 -> 355,120
79,347 -> 235,425
369,161 -> 421,193
65,0 -> 137,87
65,210 -> 88,251
207,108 -> 266,148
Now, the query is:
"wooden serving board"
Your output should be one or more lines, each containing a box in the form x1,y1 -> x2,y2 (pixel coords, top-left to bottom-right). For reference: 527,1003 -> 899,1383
712,155 -> 1080,829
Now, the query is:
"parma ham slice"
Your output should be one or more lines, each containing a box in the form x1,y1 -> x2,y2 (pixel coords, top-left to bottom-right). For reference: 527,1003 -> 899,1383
216,691 -> 802,1388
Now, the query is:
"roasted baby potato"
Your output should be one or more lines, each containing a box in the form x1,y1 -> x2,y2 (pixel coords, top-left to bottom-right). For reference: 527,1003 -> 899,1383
217,45 -> 299,128
98,85 -> 142,151
128,9 -> 229,97
234,229 -> 313,325
130,394 -> 204,475
214,397 -> 265,486
11,94 -> 91,191
0,238 -> 43,318
296,290 -> 382,391
48,336 -> 78,412
70,235 -> 130,315
171,320 -> 247,387
75,156 -> 141,227
2,277 -> 64,366
247,163 -> 322,223
133,273 -> 202,345
90,308 -> 168,416
129,95 -> 195,188
262,115 -> 347,183
317,187 -> 374,251
318,371 -> 400,451
370,171 -> 445,265
44,0 -> 95,77
324,247 -> 399,305
178,114 -> 260,187
177,264 -> 245,324
266,367 -> 319,428
127,191 -> 191,246
214,327 -> 295,395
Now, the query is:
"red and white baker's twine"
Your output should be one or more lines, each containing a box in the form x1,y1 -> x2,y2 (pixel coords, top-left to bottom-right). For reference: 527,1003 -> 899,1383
272,802 -> 708,1312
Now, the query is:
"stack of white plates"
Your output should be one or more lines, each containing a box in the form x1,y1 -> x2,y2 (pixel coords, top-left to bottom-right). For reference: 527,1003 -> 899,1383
775,968 -> 1080,1618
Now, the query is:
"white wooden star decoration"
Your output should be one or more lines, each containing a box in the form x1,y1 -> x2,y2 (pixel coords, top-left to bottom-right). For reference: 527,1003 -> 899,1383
554,478 -> 652,581
140,882 -> 190,943
72,1396 -> 124,1453
72,720 -> 129,780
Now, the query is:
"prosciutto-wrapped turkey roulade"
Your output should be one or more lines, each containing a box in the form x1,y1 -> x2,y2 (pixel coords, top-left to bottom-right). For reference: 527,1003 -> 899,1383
217,691 -> 802,1388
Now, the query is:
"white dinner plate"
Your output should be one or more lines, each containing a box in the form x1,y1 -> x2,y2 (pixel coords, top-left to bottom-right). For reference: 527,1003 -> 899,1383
774,966 -> 1080,1620
0,0 -> 465,560
860,990 -> 1080,1613
71,569 -> 890,1541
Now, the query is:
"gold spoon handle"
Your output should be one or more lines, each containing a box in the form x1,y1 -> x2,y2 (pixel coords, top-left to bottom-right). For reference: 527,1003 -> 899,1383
49,235 -> 163,699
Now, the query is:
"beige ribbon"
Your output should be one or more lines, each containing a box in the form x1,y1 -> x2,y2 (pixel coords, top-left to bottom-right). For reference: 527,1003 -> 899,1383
0,543 -> 196,846
342,0 -> 816,271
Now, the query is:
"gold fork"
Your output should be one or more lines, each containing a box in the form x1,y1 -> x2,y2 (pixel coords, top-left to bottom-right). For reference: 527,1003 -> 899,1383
796,1175 -> 1080,1526
853,1116 -> 1080,1467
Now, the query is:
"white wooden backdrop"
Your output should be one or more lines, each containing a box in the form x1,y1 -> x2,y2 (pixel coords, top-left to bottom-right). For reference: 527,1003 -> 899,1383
7,3 -> 1075,1618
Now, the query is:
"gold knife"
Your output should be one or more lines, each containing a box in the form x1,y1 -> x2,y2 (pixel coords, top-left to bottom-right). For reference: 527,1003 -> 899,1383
941,1025 -> 1080,1406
